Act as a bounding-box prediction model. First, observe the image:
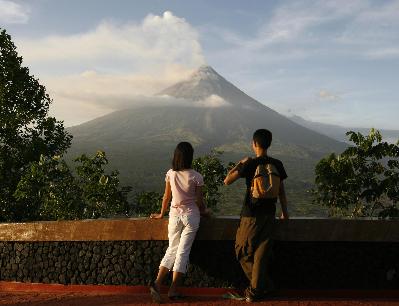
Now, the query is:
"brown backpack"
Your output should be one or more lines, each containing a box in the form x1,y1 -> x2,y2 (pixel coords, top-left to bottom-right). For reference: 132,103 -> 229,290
251,163 -> 281,200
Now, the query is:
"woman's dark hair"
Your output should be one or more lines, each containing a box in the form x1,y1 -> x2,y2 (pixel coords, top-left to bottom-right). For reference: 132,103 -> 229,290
172,142 -> 194,171
253,129 -> 272,149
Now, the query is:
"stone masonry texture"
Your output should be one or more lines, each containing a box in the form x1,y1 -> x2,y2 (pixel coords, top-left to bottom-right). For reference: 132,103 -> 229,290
0,240 -> 398,289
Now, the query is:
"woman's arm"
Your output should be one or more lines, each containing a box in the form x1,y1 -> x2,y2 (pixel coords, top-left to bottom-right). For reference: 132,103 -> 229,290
150,181 -> 172,219
279,181 -> 289,220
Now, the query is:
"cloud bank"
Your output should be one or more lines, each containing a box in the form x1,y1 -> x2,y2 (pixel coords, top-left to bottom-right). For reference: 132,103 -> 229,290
19,11 -> 204,66
55,87 -> 231,113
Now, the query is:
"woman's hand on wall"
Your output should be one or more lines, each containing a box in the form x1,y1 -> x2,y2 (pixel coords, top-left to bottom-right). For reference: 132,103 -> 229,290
150,213 -> 164,219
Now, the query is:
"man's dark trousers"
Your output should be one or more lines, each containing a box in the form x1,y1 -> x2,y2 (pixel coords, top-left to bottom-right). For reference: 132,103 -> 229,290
235,213 -> 275,294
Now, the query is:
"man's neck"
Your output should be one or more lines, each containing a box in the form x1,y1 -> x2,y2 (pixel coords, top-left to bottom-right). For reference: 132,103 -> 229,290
255,149 -> 268,157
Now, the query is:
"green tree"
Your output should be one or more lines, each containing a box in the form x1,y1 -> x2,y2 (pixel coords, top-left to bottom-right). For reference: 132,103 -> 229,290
14,151 -> 131,220
75,151 -> 131,219
193,151 -> 227,211
0,29 -> 71,221
14,155 -> 83,220
312,129 -> 399,218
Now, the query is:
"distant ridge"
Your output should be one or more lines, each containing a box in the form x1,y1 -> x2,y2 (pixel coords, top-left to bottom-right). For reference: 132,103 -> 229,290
289,115 -> 399,144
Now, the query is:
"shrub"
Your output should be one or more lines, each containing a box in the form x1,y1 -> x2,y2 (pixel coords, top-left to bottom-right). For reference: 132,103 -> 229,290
312,129 -> 399,218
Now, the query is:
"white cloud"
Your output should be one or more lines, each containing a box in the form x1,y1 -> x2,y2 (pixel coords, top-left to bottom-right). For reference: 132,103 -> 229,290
365,48 -> 399,60
0,0 -> 30,24
52,85 -> 231,112
19,11 -> 204,66
197,94 -> 230,107
46,66 -> 195,102
15,11 -> 206,126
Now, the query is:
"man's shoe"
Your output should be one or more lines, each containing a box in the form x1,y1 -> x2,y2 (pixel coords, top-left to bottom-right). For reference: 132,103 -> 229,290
244,287 -> 261,303
222,292 -> 245,301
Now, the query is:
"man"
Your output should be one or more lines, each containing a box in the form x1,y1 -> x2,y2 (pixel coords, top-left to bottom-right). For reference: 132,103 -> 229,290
224,129 -> 289,302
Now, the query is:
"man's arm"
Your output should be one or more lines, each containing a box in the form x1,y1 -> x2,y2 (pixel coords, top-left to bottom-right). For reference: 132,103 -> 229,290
224,157 -> 250,185
279,181 -> 289,219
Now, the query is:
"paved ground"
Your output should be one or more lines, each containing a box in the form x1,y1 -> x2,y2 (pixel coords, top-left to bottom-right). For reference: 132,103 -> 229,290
0,292 -> 398,306
0,283 -> 397,306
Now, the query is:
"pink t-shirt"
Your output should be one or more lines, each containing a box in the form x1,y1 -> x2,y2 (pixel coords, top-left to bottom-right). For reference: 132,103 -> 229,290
165,169 -> 204,216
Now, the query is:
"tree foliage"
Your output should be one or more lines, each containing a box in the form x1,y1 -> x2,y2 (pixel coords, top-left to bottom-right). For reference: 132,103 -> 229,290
192,150 -> 227,211
14,155 -> 82,220
0,29 -> 71,221
14,151 -> 131,220
312,129 -> 399,218
74,151 -> 131,219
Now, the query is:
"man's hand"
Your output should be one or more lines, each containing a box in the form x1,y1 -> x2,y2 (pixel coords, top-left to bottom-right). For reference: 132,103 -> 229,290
150,213 -> 164,219
239,157 -> 251,164
224,156 -> 252,186
279,212 -> 289,220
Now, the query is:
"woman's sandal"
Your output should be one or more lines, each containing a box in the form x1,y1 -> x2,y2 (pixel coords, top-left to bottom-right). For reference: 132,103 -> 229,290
149,281 -> 162,304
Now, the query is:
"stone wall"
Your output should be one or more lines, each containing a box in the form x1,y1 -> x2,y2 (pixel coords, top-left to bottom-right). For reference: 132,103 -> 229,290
0,241 -> 243,288
0,218 -> 398,289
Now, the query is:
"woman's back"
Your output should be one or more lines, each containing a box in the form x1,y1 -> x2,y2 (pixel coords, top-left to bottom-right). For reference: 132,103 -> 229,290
166,169 -> 204,215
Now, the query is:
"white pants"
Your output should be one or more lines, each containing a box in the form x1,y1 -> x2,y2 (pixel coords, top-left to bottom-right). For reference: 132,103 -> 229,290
160,214 -> 200,273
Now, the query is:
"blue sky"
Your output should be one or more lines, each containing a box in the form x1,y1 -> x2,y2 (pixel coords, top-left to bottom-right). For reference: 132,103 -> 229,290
1,0 -> 399,129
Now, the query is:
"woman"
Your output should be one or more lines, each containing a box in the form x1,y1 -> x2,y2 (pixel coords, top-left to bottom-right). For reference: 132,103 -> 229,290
149,142 -> 208,303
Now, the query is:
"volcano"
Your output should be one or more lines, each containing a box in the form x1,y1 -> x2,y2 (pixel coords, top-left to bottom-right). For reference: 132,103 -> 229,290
67,66 -> 346,215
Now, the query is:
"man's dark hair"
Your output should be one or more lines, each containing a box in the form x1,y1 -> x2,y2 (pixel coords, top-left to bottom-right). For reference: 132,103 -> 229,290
253,129 -> 272,149
172,142 -> 194,171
